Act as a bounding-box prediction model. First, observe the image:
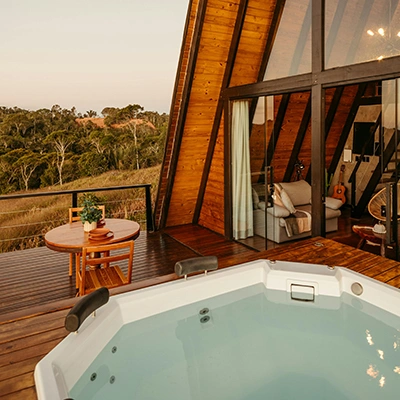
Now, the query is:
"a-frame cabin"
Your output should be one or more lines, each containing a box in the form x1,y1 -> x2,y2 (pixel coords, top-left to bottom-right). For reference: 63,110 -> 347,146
155,0 -> 400,251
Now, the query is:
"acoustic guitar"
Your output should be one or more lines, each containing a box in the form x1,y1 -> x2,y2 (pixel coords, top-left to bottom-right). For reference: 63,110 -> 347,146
332,165 -> 346,203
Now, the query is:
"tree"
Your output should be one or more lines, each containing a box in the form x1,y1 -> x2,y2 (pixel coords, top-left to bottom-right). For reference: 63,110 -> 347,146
85,110 -> 98,118
0,149 -> 42,190
116,104 -> 145,170
44,130 -> 74,186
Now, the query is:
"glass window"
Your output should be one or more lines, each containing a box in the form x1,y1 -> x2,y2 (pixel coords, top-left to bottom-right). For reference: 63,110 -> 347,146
264,0 -> 311,81
325,0 -> 400,69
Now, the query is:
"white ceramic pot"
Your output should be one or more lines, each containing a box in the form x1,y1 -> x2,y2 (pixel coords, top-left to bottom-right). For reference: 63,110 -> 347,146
83,221 -> 98,232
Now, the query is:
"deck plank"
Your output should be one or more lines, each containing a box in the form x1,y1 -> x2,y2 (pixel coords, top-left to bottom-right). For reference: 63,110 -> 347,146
1,227 -> 400,399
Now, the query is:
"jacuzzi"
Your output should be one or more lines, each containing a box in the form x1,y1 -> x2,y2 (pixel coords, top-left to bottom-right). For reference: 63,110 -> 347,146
34,259 -> 400,399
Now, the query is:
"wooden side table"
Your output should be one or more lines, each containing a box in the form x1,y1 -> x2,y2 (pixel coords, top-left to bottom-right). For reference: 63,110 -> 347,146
352,225 -> 386,257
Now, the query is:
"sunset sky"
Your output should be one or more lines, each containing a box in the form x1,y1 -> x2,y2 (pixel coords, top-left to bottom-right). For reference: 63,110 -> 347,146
0,0 -> 189,114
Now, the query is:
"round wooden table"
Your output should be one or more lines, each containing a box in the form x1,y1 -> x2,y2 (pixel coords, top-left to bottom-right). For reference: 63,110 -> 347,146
45,218 -> 140,253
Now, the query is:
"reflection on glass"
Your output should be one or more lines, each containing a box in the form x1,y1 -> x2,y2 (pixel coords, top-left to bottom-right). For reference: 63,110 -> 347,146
366,329 -> 374,345
264,0 -> 311,80
367,364 -> 379,378
325,0 -> 400,68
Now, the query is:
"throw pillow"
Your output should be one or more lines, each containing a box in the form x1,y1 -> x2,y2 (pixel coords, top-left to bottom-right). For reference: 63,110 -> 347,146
280,188 -> 296,214
279,180 -> 311,206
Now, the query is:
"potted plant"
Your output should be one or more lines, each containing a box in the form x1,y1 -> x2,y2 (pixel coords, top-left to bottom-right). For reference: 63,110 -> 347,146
79,193 -> 103,232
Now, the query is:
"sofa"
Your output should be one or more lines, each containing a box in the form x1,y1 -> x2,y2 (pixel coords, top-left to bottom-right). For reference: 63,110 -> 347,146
252,180 -> 342,243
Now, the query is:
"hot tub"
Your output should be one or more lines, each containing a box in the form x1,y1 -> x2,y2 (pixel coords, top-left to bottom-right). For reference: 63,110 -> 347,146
34,259 -> 400,399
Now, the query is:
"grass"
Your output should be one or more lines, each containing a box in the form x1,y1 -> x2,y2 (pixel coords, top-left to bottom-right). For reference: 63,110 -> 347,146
0,166 -> 161,252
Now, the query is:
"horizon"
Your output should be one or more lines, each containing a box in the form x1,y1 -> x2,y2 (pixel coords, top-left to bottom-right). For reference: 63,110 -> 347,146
0,0 -> 189,115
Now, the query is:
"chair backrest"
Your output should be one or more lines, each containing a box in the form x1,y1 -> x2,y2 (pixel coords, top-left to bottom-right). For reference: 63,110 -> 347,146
80,240 -> 134,289
69,205 -> 106,223
368,185 -> 400,222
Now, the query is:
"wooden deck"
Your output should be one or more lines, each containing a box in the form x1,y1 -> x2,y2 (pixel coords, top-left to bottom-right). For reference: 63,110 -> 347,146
2,226 -> 400,399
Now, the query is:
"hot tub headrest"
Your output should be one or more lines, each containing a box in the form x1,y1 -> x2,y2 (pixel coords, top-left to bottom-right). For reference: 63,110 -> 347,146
65,287 -> 110,333
174,256 -> 218,278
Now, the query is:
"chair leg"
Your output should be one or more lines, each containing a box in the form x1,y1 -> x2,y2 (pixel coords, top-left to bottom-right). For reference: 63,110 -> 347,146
69,254 -> 73,276
75,253 -> 81,290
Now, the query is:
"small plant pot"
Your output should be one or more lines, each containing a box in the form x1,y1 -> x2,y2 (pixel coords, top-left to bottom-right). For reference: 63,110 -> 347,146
83,221 -> 98,232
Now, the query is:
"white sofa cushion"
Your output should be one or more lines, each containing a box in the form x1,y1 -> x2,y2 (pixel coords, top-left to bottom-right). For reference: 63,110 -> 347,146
279,180 -> 311,206
296,204 -> 341,219
265,203 -> 291,218
325,196 -> 343,210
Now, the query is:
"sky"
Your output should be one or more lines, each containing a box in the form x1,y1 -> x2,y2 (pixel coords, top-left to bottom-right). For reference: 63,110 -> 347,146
0,0 -> 189,115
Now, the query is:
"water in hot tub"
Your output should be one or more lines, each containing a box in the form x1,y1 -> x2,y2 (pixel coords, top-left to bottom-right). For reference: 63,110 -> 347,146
69,284 -> 400,399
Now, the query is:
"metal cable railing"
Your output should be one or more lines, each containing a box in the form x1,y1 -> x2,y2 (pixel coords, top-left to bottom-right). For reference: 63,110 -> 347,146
0,184 -> 153,252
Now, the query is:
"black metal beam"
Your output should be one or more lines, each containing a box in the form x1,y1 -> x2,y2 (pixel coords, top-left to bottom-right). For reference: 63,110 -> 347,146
224,53 -> 400,101
283,95 -> 311,182
348,112 -> 381,184
359,96 -> 382,106
310,0 -> 325,237
224,72 -> 313,99
248,0 -> 287,130
353,129 -> 400,218
158,0 -> 208,229
266,94 -> 291,165
193,0 -> 249,224
305,85 -> 344,182
319,56 -> 400,88
224,99 -> 233,238
328,83 -> 368,176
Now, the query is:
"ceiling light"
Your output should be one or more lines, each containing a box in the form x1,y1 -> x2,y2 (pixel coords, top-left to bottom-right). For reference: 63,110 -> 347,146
367,29 -> 374,36
378,28 -> 385,36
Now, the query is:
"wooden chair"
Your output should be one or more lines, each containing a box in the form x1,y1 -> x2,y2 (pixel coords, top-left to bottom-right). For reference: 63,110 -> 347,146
68,206 -> 105,277
77,240 -> 134,296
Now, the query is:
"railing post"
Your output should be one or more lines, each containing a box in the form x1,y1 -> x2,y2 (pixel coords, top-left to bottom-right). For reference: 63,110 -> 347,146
145,185 -> 154,232
72,192 -> 78,208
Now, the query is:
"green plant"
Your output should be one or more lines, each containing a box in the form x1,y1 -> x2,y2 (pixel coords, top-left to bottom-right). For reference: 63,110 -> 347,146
79,193 -> 103,223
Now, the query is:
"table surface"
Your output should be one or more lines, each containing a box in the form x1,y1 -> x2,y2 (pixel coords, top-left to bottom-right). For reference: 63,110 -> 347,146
45,218 -> 140,253
352,225 -> 386,241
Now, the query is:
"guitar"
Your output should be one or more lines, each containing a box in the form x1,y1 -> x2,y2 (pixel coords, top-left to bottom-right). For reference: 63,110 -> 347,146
332,165 -> 346,203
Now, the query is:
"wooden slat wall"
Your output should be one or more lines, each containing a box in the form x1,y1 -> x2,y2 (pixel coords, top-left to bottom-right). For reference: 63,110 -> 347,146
271,92 -> 310,182
166,0 -> 241,228
198,0 -> 277,233
325,85 -> 359,167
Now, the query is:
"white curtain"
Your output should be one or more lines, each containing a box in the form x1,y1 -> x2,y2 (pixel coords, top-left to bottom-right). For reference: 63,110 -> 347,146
232,101 -> 253,240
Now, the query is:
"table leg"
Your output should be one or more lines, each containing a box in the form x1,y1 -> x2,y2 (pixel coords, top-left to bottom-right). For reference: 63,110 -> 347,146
357,238 -> 366,249
89,251 -> 101,269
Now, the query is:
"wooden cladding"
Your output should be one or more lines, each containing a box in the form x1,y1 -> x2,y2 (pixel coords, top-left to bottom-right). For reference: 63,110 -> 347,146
156,0 -> 381,237
164,0 -> 278,231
